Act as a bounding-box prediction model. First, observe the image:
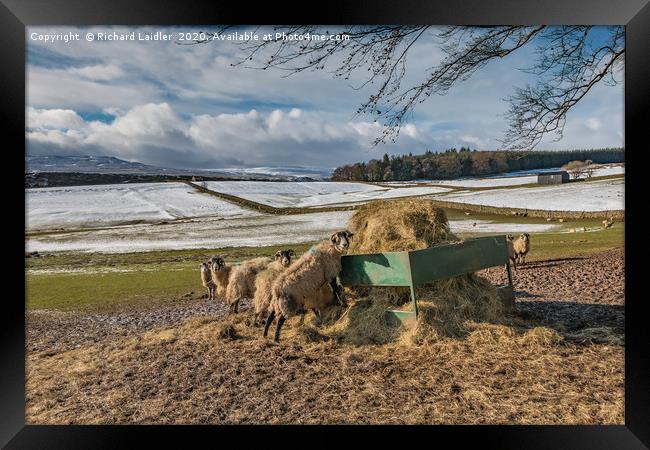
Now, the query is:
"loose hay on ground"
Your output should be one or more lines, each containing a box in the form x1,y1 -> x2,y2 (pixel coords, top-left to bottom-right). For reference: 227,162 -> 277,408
26,316 -> 624,424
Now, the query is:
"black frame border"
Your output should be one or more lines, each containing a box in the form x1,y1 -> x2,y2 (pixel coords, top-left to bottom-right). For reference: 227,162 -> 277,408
2,0 -> 649,448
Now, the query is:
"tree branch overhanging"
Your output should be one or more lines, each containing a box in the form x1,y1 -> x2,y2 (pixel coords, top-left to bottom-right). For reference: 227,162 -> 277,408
194,25 -> 624,151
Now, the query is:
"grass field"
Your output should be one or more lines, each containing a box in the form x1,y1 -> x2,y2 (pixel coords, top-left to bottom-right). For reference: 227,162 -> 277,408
26,221 -> 623,313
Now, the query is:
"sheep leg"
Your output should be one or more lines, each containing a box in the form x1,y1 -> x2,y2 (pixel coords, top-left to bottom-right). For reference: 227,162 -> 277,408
330,280 -> 346,306
274,314 -> 287,343
263,310 -> 276,337
312,308 -> 322,325
254,312 -> 264,327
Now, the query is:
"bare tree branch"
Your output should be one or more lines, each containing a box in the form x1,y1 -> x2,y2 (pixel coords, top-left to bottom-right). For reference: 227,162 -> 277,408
191,25 -> 624,150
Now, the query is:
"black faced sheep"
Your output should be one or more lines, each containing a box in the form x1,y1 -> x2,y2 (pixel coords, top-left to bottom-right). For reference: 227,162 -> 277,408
264,230 -> 353,342
513,233 -> 531,265
253,249 -> 295,325
200,262 -> 216,301
209,257 -> 232,299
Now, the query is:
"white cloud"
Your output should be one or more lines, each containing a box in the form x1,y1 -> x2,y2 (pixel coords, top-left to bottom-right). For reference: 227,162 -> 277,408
585,117 -> 602,131
27,107 -> 86,130
27,103 -> 431,168
459,134 -> 487,147
68,64 -> 125,81
28,66 -> 160,111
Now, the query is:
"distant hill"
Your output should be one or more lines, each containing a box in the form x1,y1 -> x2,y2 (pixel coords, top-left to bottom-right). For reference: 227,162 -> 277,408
25,155 -> 333,188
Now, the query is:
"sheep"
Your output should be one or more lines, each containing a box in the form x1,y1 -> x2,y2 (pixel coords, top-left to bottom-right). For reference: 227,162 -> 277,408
264,230 -> 353,342
224,256 -> 272,314
253,249 -> 295,325
513,233 -> 531,265
199,262 -> 216,301
209,257 -> 233,299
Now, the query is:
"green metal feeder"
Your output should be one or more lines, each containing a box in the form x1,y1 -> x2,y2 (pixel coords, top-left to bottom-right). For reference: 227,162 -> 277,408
339,235 -> 515,327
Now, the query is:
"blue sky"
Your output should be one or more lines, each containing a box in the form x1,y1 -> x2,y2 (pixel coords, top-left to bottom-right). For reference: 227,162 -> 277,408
26,26 -> 624,169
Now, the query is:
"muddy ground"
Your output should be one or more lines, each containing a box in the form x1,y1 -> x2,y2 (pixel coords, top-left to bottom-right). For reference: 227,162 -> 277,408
26,248 -> 624,424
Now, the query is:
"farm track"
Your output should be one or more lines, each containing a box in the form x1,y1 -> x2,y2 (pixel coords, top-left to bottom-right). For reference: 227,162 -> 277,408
26,248 -> 624,424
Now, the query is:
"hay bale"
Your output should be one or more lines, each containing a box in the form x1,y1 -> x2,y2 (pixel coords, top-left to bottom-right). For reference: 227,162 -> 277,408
347,199 -> 458,254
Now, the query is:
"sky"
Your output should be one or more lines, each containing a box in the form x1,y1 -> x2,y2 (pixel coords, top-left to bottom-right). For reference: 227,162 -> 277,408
26,26 -> 624,170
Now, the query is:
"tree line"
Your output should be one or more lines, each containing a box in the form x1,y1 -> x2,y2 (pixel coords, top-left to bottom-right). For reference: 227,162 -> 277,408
331,148 -> 624,182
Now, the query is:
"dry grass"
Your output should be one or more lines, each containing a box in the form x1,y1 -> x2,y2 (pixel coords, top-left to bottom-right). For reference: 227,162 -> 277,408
26,315 -> 624,424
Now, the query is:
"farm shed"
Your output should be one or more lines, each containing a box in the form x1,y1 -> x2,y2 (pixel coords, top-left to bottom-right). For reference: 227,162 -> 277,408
537,171 -> 570,185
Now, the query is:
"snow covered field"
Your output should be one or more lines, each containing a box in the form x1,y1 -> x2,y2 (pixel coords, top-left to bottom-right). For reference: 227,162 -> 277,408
204,181 -> 450,208
25,211 -> 559,254
26,182 -> 256,231
485,164 -> 624,179
26,211 -> 354,253
448,220 -> 558,234
25,172 -> 621,253
385,164 -> 624,188
440,178 -> 624,211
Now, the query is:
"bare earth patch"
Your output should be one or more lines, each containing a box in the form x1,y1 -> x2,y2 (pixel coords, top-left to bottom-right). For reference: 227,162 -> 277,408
26,249 -> 624,424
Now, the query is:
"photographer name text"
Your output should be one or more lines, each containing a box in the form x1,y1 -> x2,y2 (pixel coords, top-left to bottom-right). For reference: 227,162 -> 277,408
29,30 -> 350,44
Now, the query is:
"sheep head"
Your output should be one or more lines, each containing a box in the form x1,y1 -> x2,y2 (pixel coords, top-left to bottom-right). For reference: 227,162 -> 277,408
210,257 -> 226,272
330,230 -> 354,253
275,249 -> 295,268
